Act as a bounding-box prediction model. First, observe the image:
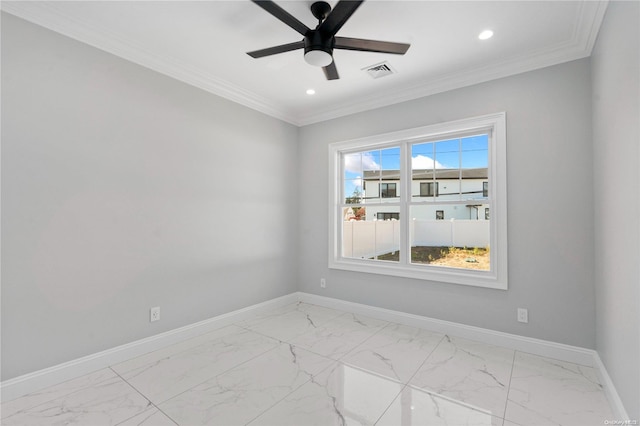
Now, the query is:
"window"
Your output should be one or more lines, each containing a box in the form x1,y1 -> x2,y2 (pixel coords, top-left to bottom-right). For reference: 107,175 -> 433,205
329,113 -> 507,289
377,212 -> 400,220
420,182 -> 439,197
380,183 -> 397,198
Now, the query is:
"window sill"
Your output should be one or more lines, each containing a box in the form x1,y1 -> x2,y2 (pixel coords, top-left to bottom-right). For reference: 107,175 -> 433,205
329,257 -> 507,290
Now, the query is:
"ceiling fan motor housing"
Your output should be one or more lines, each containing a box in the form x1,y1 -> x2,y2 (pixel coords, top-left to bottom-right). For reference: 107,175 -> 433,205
306,1 -> 335,64
304,31 -> 335,57
304,31 -> 335,66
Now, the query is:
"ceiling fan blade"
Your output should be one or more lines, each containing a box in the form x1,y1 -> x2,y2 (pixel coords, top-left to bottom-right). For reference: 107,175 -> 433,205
323,61 -> 340,80
252,0 -> 310,36
334,37 -> 410,54
247,41 -> 305,58
318,0 -> 364,36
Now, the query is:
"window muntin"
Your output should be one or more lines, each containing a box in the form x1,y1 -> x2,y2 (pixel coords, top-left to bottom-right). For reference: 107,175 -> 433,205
329,113 -> 507,289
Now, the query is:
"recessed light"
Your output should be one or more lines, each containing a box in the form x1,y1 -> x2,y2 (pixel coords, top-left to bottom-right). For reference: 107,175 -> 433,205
478,30 -> 494,40
306,89 -> 316,95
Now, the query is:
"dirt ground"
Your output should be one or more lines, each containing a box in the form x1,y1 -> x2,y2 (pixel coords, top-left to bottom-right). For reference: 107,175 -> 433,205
377,246 -> 490,270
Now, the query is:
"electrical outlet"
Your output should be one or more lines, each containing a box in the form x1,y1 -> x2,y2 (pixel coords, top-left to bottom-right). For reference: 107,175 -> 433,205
150,306 -> 160,322
517,308 -> 528,323
320,278 -> 326,288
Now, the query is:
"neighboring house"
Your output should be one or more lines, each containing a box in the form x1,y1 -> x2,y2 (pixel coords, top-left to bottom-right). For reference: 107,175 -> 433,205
359,168 -> 489,221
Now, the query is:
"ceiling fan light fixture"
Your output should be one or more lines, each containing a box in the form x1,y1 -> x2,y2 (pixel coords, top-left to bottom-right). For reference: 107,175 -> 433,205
304,49 -> 333,67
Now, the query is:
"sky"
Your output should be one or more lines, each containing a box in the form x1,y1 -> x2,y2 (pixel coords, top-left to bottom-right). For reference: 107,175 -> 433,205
343,134 -> 489,199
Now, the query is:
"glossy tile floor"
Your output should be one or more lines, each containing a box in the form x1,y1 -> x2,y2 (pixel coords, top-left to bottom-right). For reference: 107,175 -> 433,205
2,302 -> 614,425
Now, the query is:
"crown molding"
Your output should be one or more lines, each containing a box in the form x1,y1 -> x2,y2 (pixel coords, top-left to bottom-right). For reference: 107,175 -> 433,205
297,0 -> 609,126
1,1 -> 301,126
2,1 -> 608,127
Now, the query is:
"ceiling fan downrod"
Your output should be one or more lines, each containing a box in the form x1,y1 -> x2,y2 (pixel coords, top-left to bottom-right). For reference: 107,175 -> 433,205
310,1 -> 332,25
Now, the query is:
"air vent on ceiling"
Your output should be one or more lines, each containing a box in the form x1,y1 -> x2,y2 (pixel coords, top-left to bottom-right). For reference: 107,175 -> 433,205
363,61 -> 396,79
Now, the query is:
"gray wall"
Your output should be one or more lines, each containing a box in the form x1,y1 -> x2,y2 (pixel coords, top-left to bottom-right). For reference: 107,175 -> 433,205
592,1 -> 640,419
4,5 -> 639,417
1,13 -> 299,381
298,58 -> 595,348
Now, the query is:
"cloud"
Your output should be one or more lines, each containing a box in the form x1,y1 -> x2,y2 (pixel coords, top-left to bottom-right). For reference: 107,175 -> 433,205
344,176 -> 363,195
345,153 -> 380,173
412,155 -> 446,169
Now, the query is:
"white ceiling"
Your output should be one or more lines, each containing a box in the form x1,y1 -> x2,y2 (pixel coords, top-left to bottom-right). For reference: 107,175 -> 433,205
2,1 -> 608,126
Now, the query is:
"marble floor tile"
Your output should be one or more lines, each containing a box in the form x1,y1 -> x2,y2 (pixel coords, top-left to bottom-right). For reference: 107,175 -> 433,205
112,324 -> 244,376
1,368 -> 116,419
249,362 -> 403,426
241,302 -> 345,324
159,342 -> 335,425
410,336 -> 515,418
504,352 -> 614,426
112,328 -> 279,404
2,376 -> 152,426
117,407 -> 177,425
376,385 -> 504,426
342,323 -> 445,383
4,305 -> 617,426
238,302 -> 346,342
290,312 -> 389,360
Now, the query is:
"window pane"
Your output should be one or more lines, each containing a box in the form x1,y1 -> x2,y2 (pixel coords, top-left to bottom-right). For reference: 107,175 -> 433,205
461,135 -> 489,201
435,138 -> 460,170
461,135 -> 489,168
345,151 -> 380,203
412,142 -> 436,170
381,147 -> 400,171
361,147 -> 400,203
342,207 -> 400,262
344,179 -> 363,204
410,205 -> 490,270
411,142 -> 435,198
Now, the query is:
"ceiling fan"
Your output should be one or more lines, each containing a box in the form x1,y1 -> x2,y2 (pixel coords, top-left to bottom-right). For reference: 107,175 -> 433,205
247,0 -> 410,80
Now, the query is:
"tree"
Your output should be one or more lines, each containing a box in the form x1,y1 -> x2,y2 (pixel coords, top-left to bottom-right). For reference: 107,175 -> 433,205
345,189 -> 365,220
345,188 -> 362,204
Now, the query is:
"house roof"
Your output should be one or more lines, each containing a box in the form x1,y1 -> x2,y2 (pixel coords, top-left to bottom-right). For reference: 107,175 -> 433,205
363,168 -> 488,181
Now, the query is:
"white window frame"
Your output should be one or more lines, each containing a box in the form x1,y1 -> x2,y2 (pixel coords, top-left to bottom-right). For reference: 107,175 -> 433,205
328,112 -> 508,290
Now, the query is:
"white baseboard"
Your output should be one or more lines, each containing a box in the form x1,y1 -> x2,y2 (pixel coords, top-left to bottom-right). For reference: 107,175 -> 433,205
297,292 -> 596,365
0,293 -> 298,403
296,292 -> 629,420
592,352 -> 631,420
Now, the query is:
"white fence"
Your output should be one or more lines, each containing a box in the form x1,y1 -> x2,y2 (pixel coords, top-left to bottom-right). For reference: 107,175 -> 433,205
342,220 -> 400,259
342,220 -> 489,259
411,219 -> 489,248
